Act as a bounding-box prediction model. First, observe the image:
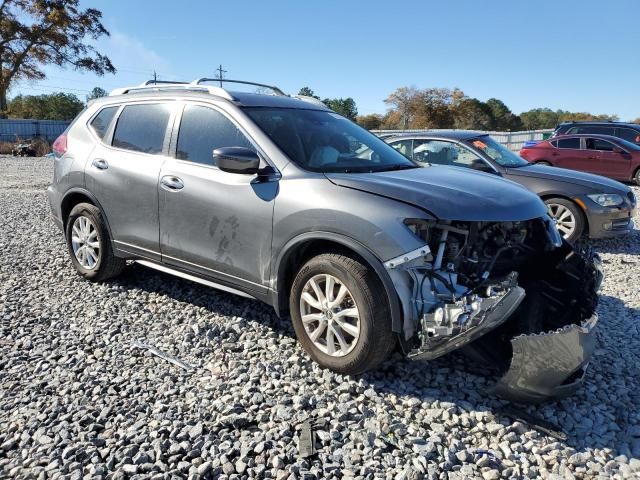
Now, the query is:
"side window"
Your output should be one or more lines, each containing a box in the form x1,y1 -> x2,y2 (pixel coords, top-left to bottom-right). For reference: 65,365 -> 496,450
413,140 -> 486,170
176,105 -> 254,166
618,128 -> 640,143
112,104 -> 172,154
585,138 -> 615,151
89,106 -> 118,140
557,138 -> 580,149
574,126 -> 613,135
389,140 -> 412,159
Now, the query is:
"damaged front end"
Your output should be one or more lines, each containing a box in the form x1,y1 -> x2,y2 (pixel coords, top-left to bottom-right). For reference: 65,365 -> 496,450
387,216 -> 603,403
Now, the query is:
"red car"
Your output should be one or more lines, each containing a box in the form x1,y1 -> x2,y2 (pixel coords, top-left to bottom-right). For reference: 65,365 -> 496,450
520,134 -> 640,186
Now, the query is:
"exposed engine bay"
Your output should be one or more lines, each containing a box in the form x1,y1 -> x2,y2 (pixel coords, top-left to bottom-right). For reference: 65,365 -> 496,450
386,216 -> 603,403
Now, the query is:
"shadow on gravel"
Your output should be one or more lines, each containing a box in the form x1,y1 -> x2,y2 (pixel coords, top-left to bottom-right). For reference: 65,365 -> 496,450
590,228 -> 640,256
113,262 -> 295,336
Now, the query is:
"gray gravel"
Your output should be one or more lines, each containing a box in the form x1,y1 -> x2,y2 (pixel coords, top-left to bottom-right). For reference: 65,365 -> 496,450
1,155 -> 639,479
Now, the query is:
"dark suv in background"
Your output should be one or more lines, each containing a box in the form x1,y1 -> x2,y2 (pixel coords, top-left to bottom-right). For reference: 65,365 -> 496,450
553,121 -> 640,145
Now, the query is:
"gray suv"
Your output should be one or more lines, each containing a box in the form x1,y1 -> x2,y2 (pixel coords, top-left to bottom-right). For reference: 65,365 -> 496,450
48,79 -> 602,402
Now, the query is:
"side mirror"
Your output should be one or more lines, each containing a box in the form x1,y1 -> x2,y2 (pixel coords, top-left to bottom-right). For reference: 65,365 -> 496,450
214,147 -> 260,174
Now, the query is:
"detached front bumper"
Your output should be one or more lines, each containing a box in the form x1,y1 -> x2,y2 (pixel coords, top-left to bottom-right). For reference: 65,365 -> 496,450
491,313 -> 598,403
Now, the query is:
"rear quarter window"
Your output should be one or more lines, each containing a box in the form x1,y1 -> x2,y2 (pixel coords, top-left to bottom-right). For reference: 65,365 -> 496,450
112,104 -> 172,154
89,106 -> 118,140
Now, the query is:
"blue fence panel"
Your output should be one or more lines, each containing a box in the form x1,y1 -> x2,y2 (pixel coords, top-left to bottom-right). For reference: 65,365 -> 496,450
0,119 -> 71,143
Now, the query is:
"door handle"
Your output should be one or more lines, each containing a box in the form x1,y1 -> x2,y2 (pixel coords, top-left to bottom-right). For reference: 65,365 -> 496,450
92,158 -> 108,170
160,175 -> 184,191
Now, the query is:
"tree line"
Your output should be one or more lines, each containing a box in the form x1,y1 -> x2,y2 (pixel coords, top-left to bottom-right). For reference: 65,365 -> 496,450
356,86 -> 631,131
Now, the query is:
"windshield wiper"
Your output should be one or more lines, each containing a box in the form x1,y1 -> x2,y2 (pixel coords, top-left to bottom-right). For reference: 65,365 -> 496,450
379,164 -> 419,172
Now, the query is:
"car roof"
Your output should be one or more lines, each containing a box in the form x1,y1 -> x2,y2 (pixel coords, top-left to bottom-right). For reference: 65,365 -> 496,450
386,130 -> 486,141
552,133 -> 625,141
558,121 -> 640,128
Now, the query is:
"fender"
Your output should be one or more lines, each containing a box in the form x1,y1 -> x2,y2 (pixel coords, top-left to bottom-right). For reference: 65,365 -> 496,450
60,187 -> 116,249
271,231 -> 404,335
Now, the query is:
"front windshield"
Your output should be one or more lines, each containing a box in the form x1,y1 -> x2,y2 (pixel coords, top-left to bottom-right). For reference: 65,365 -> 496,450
466,135 -> 529,167
243,107 -> 418,173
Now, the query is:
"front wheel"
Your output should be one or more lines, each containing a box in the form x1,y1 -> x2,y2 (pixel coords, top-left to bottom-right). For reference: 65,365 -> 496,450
634,168 -> 640,186
544,197 -> 585,243
535,161 -> 552,167
289,253 -> 395,374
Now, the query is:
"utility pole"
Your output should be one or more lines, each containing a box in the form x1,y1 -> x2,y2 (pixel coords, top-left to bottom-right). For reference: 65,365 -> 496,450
152,70 -> 158,84
214,64 -> 227,87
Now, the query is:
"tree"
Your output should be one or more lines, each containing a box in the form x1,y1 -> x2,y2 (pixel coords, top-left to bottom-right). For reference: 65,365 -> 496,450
87,86 -> 107,101
0,0 -> 115,117
357,113 -> 384,130
519,108 -> 561,130
8,92 -> 84,120
452,98 -> 493,130
323,97 -> 358,121
384,86 -> 419,128
297,86 -> 319,99
486,98 -> 522,131
632,118 -> 640,124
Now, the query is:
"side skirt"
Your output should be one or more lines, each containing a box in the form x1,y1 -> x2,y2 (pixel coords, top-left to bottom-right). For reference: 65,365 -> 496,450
136,260 -> 257,300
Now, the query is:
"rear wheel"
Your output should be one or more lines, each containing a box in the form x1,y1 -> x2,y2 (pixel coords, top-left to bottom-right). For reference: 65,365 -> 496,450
535,161 -> 552,166
634,168 -> 640,186
544,197 -> 585,243
289,253 -> 395,374
65,203 -> 125,282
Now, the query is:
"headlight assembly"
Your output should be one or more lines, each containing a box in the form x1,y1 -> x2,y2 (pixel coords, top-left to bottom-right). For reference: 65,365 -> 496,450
587,194 -> 624,207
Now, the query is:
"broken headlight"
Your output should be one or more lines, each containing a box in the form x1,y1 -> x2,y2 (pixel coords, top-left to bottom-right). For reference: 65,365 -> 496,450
404,218 -> 431,242
587,193 -> 624,207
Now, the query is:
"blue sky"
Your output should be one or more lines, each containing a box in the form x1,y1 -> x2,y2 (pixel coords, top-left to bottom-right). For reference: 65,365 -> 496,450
12,0 -> 640,120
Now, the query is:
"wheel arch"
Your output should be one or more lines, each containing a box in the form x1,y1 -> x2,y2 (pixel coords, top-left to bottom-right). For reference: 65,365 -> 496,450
540,193 -> 589,233
271,232 -> 404,335
60,188 -> 115,241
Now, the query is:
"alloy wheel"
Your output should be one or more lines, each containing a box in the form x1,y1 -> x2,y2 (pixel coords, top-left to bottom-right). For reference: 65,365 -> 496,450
546,203 -> 576,239
299,274 -> 360,357
71,216 -> 100,270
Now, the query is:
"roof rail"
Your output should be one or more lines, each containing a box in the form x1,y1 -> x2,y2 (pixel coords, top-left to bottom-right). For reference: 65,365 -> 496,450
108,78 -> 288,101
192,78 -> 286,96
109,80 -> 235,100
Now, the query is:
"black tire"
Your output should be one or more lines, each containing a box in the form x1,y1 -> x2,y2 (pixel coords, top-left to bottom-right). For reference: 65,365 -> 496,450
634,168 -> 640,186
535,161 -> 552,166
544,197 -> 585,244
65,202 -> 125,282
289,253 -> 395,375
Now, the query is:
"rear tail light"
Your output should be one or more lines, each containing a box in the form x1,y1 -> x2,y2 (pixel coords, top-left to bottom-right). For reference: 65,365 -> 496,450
635,135 -> 640,144
52,134 -> 67,156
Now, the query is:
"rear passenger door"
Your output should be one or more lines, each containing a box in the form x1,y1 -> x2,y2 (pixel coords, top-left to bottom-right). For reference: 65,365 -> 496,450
85,102 -> 175,261
551,137 -> 585,170
158,102 -> 277,296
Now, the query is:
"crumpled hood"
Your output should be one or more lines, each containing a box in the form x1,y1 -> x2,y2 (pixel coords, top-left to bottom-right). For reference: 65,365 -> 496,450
507,164 -> 630,192
325,165 -> 547,221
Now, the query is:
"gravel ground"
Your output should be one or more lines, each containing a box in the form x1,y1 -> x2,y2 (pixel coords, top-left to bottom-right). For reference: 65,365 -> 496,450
1,155 -> 639,479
